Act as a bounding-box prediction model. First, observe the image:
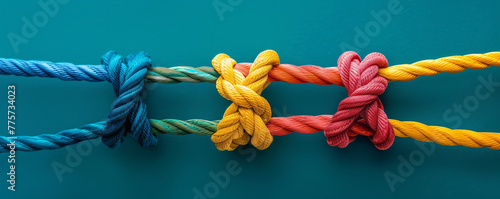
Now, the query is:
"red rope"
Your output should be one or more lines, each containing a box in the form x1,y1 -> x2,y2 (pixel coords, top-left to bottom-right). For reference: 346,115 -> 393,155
234,63 -> 343,86
324,52 -> 394,150
267,115 -> 375,137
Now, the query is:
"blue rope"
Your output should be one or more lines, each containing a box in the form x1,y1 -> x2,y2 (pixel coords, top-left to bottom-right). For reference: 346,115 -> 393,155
0,51 -> 158,152
101,51 -> 157,148
0,58 -> 110,82
0,122 -> 104,152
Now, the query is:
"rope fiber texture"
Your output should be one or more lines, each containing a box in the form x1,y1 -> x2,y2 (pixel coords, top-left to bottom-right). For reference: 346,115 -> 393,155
0,122 -> 104,152
101,51 -> 157,148
210,50 -> 279,151
151,117 -> 500,150
1,51 -> 500,152
0,58 -> 110,81
144,52 -> 500,85
5,115 -> 500,152
3,52 -> 498,85
325,52 -> 394,150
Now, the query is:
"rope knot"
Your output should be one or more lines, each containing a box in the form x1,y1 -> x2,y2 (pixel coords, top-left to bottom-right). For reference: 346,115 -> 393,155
324,51 -> 394,150
101,51 -> 157,148
211,50 -> 279,151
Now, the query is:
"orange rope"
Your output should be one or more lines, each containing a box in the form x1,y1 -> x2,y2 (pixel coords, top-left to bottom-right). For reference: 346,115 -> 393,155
234,63 -> 343,85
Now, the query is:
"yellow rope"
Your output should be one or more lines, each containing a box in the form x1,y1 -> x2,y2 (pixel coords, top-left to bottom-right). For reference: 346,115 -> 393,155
210,50 -> 500,151
390,119 -> 500,149
211,50 -> 279,151
375,52 -> 500,149
378,52 -> 500,81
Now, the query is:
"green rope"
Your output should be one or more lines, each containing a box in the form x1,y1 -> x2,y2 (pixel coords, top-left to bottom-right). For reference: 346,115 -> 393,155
150,119 -> 219,136
145,66 -> 219,84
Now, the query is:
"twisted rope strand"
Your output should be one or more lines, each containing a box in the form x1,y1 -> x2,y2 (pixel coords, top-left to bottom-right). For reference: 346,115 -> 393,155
146,51 -> 500,84
325,52 -> 394,150
150,119 -> 219,136
211,50 -> 278,151
2,51 -> 500,152
0,58 -> 110,82
5,116 -> 500,152
233,63 -> 343,85
378,52 -> 500,81
147,64 -> 342,85
0,122 -> 104,152
4,52 -> 498,85
151,117 -> 500,150
146,66 -> 219,83
390,119 -> 500,150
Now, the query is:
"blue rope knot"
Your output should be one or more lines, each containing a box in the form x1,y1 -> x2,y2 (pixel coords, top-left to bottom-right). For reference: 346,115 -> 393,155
101,51 -> 158,148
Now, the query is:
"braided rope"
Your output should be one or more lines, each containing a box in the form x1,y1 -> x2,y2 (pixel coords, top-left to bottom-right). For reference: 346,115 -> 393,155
4,115 -> 500,152
146,66 -> 219,83
379,52 -> 500,81
101,51 -> 157,148
325,52 -> 394,150
4,52 -> 498,85
390,119 -> 500,150
210,50 -> 278,151
146,64 -> 342,85
144,52 -> 500,84
151,117 -> 500,150
0,58 -> 110,82
1,51 -> 500,152
0,122 -> 104,152
150,119 -> 218,136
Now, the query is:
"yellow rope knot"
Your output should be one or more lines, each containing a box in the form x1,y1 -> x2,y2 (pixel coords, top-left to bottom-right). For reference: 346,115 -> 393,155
211,50 -> 279,151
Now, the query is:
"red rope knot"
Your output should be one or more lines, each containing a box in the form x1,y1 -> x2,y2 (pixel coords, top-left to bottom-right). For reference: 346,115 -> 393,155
324,51 -> 394,150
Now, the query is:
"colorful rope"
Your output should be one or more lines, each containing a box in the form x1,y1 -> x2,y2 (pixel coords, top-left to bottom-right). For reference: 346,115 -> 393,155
210,51 -> 278,151
100,51 -> 157,148
0,50 -> 499,152
325,52 -> 394,150
4,52 -> 499,85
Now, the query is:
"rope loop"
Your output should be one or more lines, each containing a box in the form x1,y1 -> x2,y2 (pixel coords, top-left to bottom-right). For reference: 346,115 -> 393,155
211,50 -> 279,151
101,51 -> 157,148
325,51 -> 394,150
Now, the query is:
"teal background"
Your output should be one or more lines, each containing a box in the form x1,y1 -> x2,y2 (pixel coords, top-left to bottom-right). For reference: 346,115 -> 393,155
1,0 -> 500,198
